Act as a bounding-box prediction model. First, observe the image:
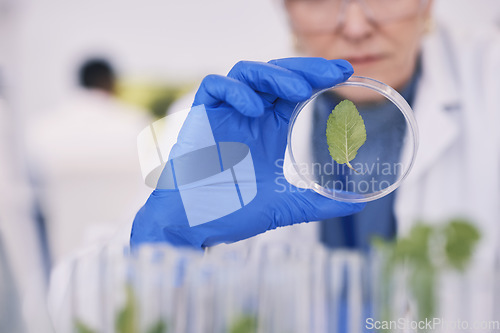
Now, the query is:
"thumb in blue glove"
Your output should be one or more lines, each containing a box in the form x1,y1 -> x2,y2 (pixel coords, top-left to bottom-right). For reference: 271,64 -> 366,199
131,57 -> 365,249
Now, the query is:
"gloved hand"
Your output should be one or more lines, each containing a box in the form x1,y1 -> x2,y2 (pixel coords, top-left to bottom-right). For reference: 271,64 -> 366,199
131,57 -> 365,249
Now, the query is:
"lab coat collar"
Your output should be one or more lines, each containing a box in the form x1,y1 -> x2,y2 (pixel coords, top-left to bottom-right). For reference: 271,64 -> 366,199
402,24 -> 461,186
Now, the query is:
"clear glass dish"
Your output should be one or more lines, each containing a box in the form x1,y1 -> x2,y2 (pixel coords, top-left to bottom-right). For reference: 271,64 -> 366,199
286,76 -> 419,203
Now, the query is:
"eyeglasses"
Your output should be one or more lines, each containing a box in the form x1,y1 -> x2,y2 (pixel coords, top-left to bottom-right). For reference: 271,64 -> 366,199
285,0 -> 428,33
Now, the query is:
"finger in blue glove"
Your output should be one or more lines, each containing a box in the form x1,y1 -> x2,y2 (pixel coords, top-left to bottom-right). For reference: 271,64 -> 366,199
131,58 -> 365,249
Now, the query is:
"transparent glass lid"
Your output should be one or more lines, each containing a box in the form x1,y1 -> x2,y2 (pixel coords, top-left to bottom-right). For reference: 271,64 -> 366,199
286,76 -> 419,203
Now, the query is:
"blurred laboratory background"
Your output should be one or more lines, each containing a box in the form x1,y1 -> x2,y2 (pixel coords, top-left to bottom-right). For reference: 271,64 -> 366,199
0,0 -> 499,332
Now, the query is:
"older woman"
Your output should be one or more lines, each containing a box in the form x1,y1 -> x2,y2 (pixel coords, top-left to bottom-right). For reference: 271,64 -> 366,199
131,0 -> 500,264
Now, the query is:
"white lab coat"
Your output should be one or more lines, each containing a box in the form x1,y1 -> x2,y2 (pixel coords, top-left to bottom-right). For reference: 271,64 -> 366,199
169,23 -> 500,259
248,23 -> 500,325
257,23 -> 500,249
167,23 -> 500,323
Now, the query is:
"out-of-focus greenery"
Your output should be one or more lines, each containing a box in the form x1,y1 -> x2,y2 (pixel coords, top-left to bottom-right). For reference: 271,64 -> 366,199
373,218 -> 481,322
115,285 -> 167,333
146,320 -> 167,333
75,284 -> 167,333
117,79 -> 196,119
115,286 -> 138,333
75,320 -> 97,333
229,314 -> 258,333
443,220 -> 481,270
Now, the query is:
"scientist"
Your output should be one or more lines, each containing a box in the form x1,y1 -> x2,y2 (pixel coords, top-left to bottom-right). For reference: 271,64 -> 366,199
130,0 -> 500,261
27,59 -> 151,266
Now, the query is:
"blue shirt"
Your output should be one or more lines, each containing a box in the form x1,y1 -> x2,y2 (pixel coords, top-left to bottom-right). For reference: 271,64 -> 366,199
313,70 -> 420,251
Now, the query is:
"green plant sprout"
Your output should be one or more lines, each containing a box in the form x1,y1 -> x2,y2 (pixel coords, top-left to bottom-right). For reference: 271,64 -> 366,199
229,314 -> 258,333
373,218 -> 481,322
74,284 -> 167,333
75,320 -> 97,333
326,99 -> 367,173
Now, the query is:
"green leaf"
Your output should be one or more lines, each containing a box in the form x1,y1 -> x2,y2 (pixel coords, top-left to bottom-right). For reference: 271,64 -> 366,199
116,285 -> 138,333
384,223 -> 436,319
229,315 -> 258,333
326,99 -> 366,173
371,218 -> 481,322
443,218 -> 481,270
409,264 -> 436,320
393,224 -> 433,265
146,320 -> 167,333
75,320 -> 98,333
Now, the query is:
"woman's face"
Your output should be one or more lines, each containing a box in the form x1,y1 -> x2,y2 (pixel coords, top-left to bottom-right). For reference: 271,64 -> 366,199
286,0 -> 432,102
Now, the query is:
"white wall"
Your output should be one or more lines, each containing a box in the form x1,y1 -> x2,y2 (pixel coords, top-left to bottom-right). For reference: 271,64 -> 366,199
3,0 -> 499,117
435,0 -> 500,33
4,0 -> 292,116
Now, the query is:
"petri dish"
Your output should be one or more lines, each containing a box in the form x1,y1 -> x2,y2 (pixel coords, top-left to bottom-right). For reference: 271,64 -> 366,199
286,76 -> 419,203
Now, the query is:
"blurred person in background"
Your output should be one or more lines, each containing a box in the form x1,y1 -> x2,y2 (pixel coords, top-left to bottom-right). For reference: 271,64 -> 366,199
132,0 -> 500,264
26,58 -> 151,268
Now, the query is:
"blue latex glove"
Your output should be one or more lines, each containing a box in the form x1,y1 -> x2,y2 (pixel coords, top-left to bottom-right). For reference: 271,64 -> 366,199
131,58 -> 365,249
